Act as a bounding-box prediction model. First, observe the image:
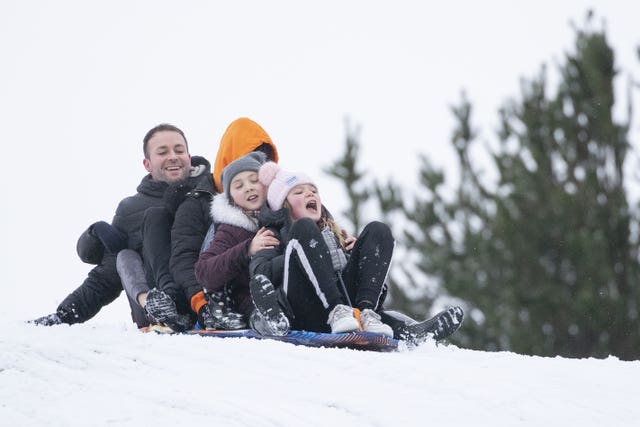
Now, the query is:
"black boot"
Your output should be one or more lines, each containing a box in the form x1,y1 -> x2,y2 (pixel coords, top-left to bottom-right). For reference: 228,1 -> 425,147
249,275 -> 290,336
145,288 -> 191,332
198,291 -> 247,330
381,306 -> 464,343
29,305 -> 78,326
29,312 -> 64,326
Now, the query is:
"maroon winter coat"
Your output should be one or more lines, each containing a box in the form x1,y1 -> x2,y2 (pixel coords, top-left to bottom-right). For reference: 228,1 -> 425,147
195,193 -> 259,317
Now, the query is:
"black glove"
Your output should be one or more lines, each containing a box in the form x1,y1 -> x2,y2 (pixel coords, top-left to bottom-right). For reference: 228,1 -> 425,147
76,227 -> 104,265
164,184 -> 193,216
90,221 -> 127,254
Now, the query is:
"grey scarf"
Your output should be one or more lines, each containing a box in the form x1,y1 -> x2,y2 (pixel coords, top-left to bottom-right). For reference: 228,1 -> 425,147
320,226 -> 348,272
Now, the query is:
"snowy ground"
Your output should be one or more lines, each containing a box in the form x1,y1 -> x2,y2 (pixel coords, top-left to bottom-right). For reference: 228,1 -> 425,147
1,319 -> 637,426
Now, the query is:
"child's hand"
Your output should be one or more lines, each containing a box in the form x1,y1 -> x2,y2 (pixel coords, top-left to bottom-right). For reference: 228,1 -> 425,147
249,227 -> 280,256
342,229 -> 357,251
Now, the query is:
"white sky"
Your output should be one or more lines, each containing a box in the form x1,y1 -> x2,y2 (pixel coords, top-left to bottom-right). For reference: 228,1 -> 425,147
0,0 -> 638,320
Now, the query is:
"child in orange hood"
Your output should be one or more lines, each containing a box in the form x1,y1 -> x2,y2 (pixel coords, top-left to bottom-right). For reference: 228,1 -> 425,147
172,117 -> 279,329
213,117 -> 278,193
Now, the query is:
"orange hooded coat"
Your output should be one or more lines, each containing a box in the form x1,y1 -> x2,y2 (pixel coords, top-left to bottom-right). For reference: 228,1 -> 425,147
190,117 -> 279,314
213,117 -> 279,193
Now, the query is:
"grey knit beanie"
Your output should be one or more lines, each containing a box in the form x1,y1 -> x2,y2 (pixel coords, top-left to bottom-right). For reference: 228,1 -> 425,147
221,151 -> 268,195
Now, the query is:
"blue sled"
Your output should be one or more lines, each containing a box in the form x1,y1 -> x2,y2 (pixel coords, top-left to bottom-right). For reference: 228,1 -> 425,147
143,325 -> 400,352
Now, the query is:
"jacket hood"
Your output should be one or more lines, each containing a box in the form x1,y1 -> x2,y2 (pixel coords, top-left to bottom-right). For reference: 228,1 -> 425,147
210,193 -> 259,233
213,117 -> 279,193
136,174 -> 169,198
189,155 -> 211,179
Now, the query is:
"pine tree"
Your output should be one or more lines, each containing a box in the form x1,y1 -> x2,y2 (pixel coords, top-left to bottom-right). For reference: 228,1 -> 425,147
404,15 -> 639,359
324,119 -> 428,315
323,119 -> 369,235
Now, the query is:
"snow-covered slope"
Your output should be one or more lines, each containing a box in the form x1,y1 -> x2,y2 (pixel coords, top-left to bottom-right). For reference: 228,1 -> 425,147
1,321 -> 637,427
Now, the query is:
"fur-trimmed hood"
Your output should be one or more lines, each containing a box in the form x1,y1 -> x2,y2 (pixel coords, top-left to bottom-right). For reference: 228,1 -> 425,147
210,193 -> 259,233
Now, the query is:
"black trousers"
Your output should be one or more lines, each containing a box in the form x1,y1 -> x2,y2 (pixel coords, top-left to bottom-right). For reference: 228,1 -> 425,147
283,218 -> 393,333
140,207 -> 189,313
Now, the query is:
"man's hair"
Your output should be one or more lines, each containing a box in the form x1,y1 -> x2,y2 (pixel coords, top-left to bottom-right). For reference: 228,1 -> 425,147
143,123 -> 189,158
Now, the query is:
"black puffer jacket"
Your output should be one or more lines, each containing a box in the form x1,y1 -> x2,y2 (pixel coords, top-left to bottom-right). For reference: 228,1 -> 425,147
170,173 -> 216,306
76,157 -> 211,264
59,175 -> 170,323
61,157 -> 209,324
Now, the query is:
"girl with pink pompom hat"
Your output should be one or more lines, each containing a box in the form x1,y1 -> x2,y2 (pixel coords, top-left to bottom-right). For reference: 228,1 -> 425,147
247,161 -> 396,337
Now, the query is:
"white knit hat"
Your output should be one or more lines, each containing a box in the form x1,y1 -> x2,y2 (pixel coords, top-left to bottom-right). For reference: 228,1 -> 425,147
258,161 -> 316,210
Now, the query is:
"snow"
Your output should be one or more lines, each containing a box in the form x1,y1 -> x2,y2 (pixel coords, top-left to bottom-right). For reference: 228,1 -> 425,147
2,320 -> 638,426
2,2 -> 639,425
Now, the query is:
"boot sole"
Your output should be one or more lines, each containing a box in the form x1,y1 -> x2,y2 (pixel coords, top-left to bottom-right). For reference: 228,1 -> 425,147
250,275 -> 290,334
401,306 -> 464,343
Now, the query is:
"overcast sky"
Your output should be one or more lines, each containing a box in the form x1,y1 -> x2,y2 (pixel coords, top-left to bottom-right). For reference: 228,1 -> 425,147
1,0 -> 637,319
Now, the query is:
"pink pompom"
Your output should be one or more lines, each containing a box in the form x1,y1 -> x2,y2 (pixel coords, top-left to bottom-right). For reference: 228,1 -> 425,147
259,161 -> 280,186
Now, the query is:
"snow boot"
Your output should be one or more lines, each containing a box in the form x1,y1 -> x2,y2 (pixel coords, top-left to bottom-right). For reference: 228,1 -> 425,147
198,291 -> 247,330
382,306 -> 464,343
29,305 -> 78,326
249,274 -> 290,336
145,288 -> 191,332
29,313 -> 62,326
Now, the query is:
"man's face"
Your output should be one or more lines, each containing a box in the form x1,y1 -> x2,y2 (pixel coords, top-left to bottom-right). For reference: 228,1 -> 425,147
143,131 -> 191,183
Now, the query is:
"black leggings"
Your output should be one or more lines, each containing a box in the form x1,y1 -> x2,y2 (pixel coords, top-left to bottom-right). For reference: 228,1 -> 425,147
283,218 -> 393,332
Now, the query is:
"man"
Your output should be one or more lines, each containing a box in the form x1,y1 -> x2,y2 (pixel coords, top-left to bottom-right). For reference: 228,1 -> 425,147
31,123 -> 200,327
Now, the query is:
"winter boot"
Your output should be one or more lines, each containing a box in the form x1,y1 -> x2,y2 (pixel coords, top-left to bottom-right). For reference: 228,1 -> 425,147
29,306 -> 78,326
383,306 -> 464,343
198,291 -> 247,330
249,274 -> 290,336
327,304 -> 360,334
145,288 -> 191,332
359,309 -> 394,337
249,310 -> 290,336
29,313 -> 63,326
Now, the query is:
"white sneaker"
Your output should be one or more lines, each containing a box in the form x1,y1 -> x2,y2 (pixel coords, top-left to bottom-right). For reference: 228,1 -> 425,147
360,309 -> 394,337
327,304 -> 360,334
